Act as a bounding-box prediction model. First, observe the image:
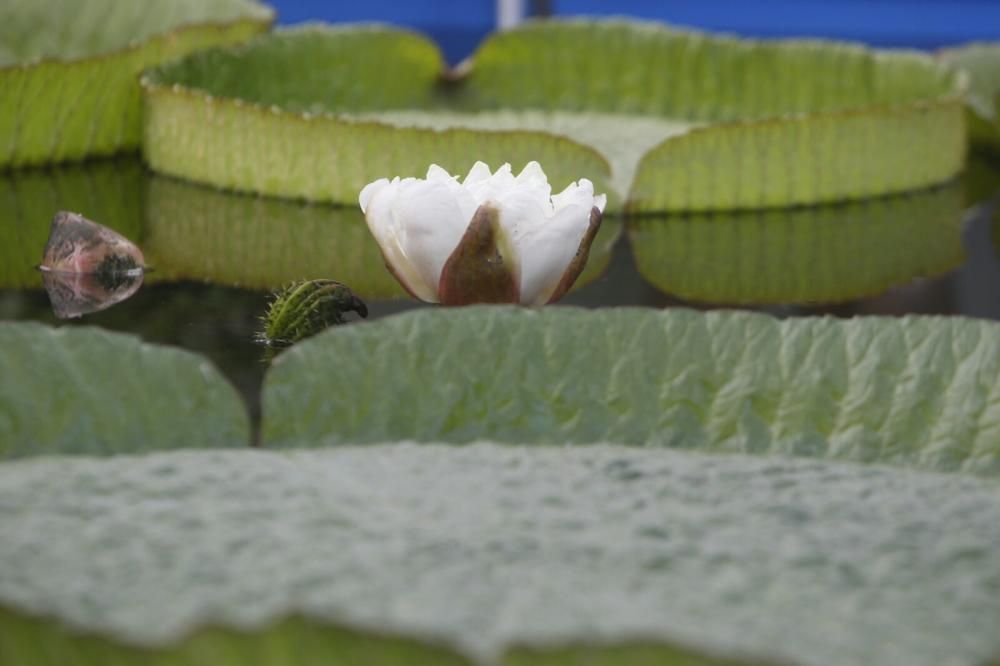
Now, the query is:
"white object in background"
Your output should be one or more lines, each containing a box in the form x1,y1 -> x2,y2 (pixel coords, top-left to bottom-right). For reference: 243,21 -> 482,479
497,0 -> 525,30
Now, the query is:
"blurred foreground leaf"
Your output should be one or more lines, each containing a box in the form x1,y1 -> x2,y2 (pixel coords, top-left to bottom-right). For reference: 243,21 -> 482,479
0,445 -> 997,665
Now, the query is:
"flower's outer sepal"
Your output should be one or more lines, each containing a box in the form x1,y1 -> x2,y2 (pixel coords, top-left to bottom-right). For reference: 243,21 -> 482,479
40,211 -> 145,275
545,205 -> 604,304
438,204 -> 520,306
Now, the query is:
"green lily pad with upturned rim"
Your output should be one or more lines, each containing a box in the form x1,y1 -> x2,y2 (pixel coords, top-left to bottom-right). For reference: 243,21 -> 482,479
141,19 -> 966,212
0,0 -> 273,168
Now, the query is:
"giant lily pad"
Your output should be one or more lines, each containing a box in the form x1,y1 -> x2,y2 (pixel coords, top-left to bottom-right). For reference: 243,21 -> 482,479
0,322 -> 249,457
141,20 -> 965,212
629,183 -> 964,304
1,445 -> 999,665
941,42 -> 1000,154
263,307 -> 1000,477
0,0 -> 272,168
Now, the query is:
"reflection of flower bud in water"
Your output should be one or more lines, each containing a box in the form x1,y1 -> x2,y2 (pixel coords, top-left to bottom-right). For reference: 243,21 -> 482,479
257,280 -> 368,353
39,212 -> 147,319
41,271 -> 144,319
40,211 -> 145,276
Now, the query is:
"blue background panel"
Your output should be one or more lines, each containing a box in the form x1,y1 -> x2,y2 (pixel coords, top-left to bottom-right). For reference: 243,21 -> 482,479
270,1 -> 1000,64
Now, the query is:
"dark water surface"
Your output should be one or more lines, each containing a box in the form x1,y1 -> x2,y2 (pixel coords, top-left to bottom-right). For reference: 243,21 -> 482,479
2,157 -> 999,422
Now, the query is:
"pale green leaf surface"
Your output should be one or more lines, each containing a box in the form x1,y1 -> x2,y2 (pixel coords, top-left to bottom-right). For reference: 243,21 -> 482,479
0,445 -> 998,665
141,20 -> 964,211
0,322 -> 249,457
0,159 -> 143,289
464,20 -> 956,117
263,307 -> 1000,477
629,183 -> 964,304
0,0 -> 272,167
347,110 -> 695,199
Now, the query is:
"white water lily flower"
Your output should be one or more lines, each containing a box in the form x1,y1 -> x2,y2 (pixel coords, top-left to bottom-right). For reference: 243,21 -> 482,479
359,161 -> 606,305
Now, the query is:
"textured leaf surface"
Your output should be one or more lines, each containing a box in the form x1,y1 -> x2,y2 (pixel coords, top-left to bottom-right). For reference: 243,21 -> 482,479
0,159 -> 143,289
0,0 -> 271,167
263,307 -> 1000,477
142,20 -> 963,211
629,184 -> 964,304
940,43 -> 1000,153
0,322 -> 249,457
1,445 -> 998,665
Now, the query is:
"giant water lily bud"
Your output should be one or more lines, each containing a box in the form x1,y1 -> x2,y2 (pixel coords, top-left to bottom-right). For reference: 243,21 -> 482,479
40,211 -> 145,276
359,162 -> 606,305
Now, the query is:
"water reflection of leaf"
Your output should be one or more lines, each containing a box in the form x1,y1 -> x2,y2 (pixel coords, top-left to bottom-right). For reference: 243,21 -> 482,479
629,184 -> 964,305
40,270 -> 143,319
966,151 -> 1000,206
144,174 -> 621,301
143,174 -> 407,299
0,159 -> 143,288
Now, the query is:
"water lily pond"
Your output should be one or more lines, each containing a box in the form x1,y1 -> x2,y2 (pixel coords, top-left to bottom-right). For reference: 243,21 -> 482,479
4,4 -> 1000,665
2,157 -> 999,424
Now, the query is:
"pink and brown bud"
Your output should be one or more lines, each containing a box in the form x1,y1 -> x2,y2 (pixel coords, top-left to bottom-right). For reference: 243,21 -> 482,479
40,211 -> 145,276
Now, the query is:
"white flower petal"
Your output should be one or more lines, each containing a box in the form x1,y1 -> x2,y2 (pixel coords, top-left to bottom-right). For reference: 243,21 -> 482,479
463,161 -> 492,185
359,178 -> 390,213
552,178 -> 596,212
516,202 -> 592,305
495,186 -> 549,241
466,163 -> 516,202
361,178 -> 437,302
391,179 -> 474,299
425,164 -> 455,182
515,161 -> 547,186
594,193 -> 607,213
